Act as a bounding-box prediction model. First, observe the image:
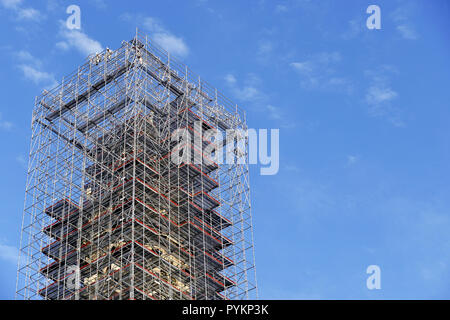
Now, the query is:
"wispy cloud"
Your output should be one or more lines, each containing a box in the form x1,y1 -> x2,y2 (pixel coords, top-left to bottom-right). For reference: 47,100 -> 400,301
224,72 -> 295,127
396,24 -> 418,40
283,164 -> 301,173
143,17 -> 189,57
341,18 -> 364,40
224,73 -> 266,102
366,86 -> 397,106
378,197 -> 450,295
225,72 -> 295,127
266,105 -> 282,120
16,155 -> 27,169
290,51 -> 353,94
0,113 -> 13,131
18,64 -> 56,86
0,0 -> 43,21
266,104 -> 296,129
391,5 -> 419,40
46,0 -> 60,12
15,49 -> 40,65
121,14 -> 189,58
364,66 -> 404,127
224,74 -> 237,85
346,155 -> 359,166
57,23 -> 103,57
0,242 -> 19,265
275,4 -> 288,13
256,39 -> 274,64
91,0 -> 107,9
0,0 -> 21,8
194,0 -> 223,19
14,50 -> 57,88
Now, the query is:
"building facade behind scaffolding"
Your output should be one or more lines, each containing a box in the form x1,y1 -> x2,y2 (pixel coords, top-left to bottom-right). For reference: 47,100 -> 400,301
16,32 -> 257,300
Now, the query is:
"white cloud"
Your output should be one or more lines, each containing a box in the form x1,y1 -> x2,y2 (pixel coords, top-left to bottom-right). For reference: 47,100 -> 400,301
17,7 -> 40,20
365,84 -> 402,127
15,49 -> 41,66
58,25 -> 103,57
233,86 -> 261,101
120,14 -> 189,57
256,39 -> 274,64
46,0 -> 60,12
266,104 -> 282,120
15,50 -> 57,88
290,61 -> 314,75
266,104 -> 296,128
0,121 -> 13,130
1,0 -> 42,21
16,155 -> 27,168
140,16 -> 189,58
55,41 -> 69,51
224,74 -> 236,85
341,18 -> 364,40
275,4 -> 288,13
224,72 -> 265,102
15,50 -> 32,60
346,155 -> 359,166
18,64 -> 57,86
1,0 -> 21,8
0,113 -> 13,131
366,86 -> 397,105
391,5 -> 419,40
224,73 -> 295,127
364,66 -> 404,127
91,0 -> 107,9
153,33 -> 189,58
396,25 -> 418,40
0,243 -> 19,265
283,164 -> 301,173
258,40 -> 273,56
142,17 -> 166,34
290,52 -> 353,94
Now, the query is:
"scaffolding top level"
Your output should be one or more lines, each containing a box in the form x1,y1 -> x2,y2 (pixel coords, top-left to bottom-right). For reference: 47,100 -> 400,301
36,31 -> 246,131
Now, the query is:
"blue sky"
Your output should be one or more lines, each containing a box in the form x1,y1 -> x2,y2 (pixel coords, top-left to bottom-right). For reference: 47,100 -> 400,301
0,0 -> 449,299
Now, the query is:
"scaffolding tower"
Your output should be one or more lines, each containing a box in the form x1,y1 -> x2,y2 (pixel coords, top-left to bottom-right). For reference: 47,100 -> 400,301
16,32 -> 257,300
